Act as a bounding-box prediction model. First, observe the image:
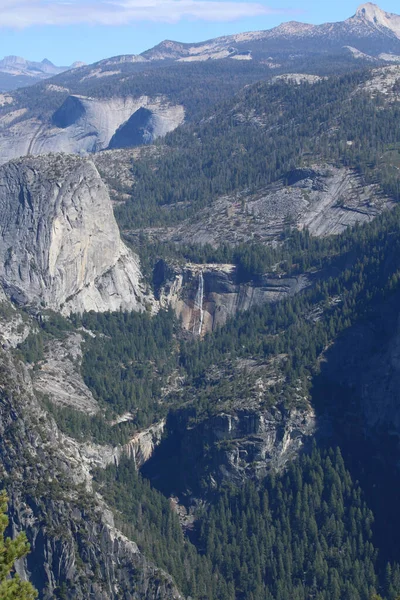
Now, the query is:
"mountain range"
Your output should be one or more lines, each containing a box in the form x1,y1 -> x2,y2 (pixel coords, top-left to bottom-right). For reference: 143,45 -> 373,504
0,3 -> 398,168
1,3 -> 400,600
1,2 -> 400,94
0,55 -> 84,92
138,2 -> 400,62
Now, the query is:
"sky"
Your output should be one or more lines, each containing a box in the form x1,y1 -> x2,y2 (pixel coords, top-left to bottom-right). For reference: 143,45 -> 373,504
0,0 -> 398,66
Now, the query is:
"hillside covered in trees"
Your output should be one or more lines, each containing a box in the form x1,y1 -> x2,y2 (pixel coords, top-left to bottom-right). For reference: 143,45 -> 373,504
2,49 -> 400,600
114,69 -> 400,230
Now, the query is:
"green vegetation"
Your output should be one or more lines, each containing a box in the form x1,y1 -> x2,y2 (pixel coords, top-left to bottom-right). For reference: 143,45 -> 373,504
96,448 -> 400,600
179,205 -> 400,400
7,60 -> 276,125
115,71 -> 400,229
200,447 -> 378,600
71,308 -> 178,427
7,64 -> 400,600
94,458 -> 215,598
19,203 -> 400,439
43,401 -> 138,445
0,491 -> 38,600
15,311 -> 73,365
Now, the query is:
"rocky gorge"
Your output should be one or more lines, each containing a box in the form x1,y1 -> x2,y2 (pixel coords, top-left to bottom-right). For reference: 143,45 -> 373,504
0,12 -> 400,597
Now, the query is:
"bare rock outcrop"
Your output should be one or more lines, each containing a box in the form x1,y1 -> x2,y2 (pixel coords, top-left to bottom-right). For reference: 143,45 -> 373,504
143,358 -> 316,496
0,153 -> 153,314
32,333 -> 100,415
154,166 -> 393,247
168,403 -> 316,489
0,95 -> 184,165
155,261 -> 308,335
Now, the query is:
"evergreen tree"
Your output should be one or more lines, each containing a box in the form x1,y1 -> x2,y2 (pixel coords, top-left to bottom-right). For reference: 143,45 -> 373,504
0,491 -> 38,600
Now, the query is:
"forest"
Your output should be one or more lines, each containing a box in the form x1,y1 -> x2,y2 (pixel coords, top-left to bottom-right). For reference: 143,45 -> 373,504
14,196 -> 400,598
95,447 -> 400,600
11,64 -> 400,599
113,71 -> 400,230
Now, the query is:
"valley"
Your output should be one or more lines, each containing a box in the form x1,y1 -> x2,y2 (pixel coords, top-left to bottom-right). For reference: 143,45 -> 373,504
1,3 -> 400,600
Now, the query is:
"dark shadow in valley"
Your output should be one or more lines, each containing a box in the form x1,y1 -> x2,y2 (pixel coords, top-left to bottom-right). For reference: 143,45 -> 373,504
311,288 -> 400,564
140,420 -> 186,499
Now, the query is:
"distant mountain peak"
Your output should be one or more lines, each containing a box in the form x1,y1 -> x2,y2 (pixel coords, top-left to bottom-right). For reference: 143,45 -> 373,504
0,55 -> 84,90
353,3 -> 400,38
1,55 -> 27,66
271,21 -> 315,36
356,2 -> 386,20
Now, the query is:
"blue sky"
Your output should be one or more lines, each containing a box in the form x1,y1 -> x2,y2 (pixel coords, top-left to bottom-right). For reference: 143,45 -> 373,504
0,0 -> 398,66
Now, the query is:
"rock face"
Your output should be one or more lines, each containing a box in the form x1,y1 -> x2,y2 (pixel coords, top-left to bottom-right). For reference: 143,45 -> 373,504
143,391 -> 316,498
0,153 -> 151,314
314,287 -> 400,447
155,166 -> 393,248
309,285 -> 400,553
0,347 -> 184,600
155,261 -> 309,335
0,95 -> 184,165
108,105 -> 183,148
142,352 -> 316,500
124,420 -> 166,468
32,333 -> 100,415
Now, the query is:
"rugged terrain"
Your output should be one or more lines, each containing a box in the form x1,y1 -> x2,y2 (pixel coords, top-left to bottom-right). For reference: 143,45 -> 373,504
1,6 -> 400,599
0,342 -> 183,599
0,4 -> 399,166
144,355 -> 316,498
0,95 -> 184,165
0,55 -> 82,92
0,153 -> 151,314
141,3 -> 400,63
156,261 -> 309,335
136,165 -> 394,247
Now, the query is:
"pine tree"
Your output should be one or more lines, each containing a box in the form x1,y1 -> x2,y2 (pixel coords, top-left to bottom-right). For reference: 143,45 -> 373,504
0,491 -> 38,600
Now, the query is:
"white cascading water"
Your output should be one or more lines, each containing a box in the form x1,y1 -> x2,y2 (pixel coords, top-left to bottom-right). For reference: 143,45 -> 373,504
193,271 -> 204,336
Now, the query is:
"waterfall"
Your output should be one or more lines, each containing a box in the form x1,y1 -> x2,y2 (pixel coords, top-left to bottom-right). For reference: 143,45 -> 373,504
193,271 -> 204,336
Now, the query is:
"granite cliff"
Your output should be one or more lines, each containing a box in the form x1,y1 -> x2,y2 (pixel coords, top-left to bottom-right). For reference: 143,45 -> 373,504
143,356 -> 316,499
155,261 -> 308,336
0,153 -> 152,314
0,95 -> 184,165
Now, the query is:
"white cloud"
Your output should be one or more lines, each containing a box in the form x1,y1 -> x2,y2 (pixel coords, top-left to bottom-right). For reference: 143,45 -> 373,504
0,0 -> 290,27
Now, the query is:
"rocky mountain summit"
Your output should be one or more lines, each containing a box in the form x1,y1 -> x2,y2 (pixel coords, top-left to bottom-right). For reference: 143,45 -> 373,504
0,153 -> 151,314
139,3 -> 400,62
0,55 -> 82,92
